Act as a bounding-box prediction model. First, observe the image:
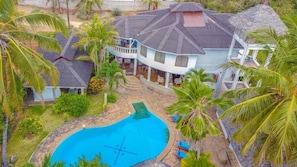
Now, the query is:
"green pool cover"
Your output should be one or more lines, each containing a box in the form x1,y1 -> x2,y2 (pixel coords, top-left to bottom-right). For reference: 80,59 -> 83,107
132,102 -> 150,119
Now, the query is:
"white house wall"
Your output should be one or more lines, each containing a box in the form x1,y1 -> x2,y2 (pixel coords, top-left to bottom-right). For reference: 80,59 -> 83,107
196,49 -> 239,73
137,46 -> 197,75
33,87 -> 61,102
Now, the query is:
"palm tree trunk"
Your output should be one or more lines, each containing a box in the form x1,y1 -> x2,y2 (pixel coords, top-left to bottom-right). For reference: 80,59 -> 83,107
2,115 -> 8,167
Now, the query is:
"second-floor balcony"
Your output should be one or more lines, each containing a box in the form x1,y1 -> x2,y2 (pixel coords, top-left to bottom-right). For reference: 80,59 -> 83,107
110,46 -> 137,54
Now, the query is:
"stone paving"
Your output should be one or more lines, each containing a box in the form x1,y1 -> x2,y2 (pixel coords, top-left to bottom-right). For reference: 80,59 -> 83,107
29,76 -> 239,167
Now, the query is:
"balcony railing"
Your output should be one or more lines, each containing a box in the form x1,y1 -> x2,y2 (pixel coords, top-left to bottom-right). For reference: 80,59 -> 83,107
110,46 -> 137,54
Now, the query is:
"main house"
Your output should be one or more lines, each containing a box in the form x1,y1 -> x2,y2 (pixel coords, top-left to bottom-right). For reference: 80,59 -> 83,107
107,2 -> 242,89
107,2 -> 286,91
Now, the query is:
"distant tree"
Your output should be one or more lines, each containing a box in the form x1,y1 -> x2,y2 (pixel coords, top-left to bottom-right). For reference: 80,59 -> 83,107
72,0 -> 103,17
141,0 -> 161,10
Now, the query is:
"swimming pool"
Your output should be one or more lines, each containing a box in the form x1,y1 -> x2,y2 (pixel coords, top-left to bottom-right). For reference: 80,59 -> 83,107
51,102 -> 169,166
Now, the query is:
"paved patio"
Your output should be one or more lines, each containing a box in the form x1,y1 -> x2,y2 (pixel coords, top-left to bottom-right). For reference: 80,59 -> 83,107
29,76 -> 239,167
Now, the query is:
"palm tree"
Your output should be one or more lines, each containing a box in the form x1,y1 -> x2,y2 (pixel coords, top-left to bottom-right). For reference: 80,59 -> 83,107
70,154 -> 108,167
96,57 -> 126,95
0,0 -> 68,166
72,0 -> 103,16
141,0 -> 160,10
181,151 -> 215,167
167,69 -> 229,158
219,14 -> 297,166
74,14 -> 118,72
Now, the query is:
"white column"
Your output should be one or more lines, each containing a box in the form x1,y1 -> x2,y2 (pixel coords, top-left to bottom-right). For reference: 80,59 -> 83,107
80,88 -> 84,95
227,35 -> 236,60
252,50 -> 258,60
264,52 -> 273,68
133,59 -> 137,75
165,72 -> 170,88
231,46 -> 249,90
147,66 -> 151,81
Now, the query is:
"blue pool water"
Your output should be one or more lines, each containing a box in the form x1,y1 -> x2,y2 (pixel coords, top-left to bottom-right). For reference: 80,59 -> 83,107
51,104 -> 169,167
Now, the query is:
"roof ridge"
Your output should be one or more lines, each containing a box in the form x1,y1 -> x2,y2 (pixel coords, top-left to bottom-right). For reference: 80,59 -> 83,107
60,30 -> 75,58
140,12 -> 171,33
174,25 -> 204,54
158,24 -> 175,50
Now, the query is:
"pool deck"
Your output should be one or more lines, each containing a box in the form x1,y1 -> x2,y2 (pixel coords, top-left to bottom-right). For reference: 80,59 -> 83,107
29,76 -> 239,167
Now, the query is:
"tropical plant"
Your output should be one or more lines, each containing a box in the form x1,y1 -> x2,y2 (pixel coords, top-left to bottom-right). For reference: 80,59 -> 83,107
0,0 -> 68,166
19,118 -> 43,138
111,8 -> 122,16
219,14 -> 297,166
167,69 -> 230,157
70,154 -> 108,167
181,151 -> 215,167
96,58 -> 126,95
72,0 -> 103,16
74,14 -> 118,71
141,0 -> 161,10
52,93 -> 90,117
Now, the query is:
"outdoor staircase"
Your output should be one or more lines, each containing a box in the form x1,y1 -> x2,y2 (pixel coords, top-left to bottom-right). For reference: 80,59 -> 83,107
118,76 -> 146,91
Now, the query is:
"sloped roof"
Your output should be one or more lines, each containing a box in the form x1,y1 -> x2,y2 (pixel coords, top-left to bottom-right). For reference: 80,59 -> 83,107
170,2 -> 204,12
229,4 -> 287,35
39,32 -> 93,88
113,2 -> 240,55
113,15 -> 156,38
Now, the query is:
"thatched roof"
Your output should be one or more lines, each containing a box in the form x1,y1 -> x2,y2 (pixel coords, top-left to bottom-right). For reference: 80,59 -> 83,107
131,159 -> 171,167
229,4 -> 287,36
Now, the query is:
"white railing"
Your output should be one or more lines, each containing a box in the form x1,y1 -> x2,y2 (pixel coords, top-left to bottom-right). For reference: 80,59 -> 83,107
111,46 -> 137,54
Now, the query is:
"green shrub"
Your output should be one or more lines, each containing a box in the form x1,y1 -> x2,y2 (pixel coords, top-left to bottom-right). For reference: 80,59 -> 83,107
107,94 -> 117,103
111,8 -> 122,16
53,94 -> 90,117
18,118 -> 43,138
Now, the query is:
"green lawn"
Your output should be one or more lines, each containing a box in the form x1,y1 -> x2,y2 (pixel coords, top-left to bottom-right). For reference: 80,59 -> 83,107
7,89 -> 110,166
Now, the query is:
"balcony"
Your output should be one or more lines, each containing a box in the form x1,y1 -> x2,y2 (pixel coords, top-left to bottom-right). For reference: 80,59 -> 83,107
108,46 -> 137,59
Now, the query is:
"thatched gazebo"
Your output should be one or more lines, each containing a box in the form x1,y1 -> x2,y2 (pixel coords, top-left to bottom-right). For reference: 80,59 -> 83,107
229,4 -> 287,42
224,3 -> 287,90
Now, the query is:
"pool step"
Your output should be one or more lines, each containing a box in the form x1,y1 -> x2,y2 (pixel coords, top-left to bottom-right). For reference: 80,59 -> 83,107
118,76 -> 145,90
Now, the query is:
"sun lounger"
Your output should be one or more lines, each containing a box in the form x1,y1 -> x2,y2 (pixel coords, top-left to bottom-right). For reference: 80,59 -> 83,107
177,141 -> 190,151
175,150 -> 187,159
171,115 -> 181,122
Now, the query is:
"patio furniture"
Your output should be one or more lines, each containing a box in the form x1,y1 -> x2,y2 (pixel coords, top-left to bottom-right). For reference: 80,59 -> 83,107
157,75 -> 164,84
177,141 -> 190,151
171,115 -> 181,122
175,150 -> 187,159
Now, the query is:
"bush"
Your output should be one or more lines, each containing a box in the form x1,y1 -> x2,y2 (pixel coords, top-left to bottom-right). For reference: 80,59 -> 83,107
107,94 -> 117,103
53,94 -> 90,117
88,77 -> 104,94
111,8 -> 122,16
18,118 -> 43,138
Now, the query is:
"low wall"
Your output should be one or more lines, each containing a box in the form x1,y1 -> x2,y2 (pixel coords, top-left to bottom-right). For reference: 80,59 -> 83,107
18,0 -> 176,11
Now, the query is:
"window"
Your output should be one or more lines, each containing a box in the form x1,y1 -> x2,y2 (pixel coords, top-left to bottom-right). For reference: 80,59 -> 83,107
175,56 -> 188,67
140,45 -> 147,57
154,51 -> 165,64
